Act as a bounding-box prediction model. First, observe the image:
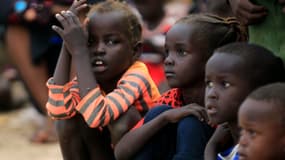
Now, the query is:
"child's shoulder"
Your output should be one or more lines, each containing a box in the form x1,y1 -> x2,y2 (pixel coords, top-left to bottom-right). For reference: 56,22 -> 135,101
155,88 -> 183,108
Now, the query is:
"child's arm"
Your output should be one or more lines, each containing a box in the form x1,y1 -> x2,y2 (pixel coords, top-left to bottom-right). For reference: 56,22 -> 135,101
46,0 -> 89,119
52,43 -> 71,85
114,104 -> 208,160
204,123 -> 233,160
108,106 -> 141,145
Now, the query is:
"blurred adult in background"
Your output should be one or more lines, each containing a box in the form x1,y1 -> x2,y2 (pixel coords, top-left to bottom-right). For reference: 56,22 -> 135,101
228,0 -> 285,60
2,0 -> 74,143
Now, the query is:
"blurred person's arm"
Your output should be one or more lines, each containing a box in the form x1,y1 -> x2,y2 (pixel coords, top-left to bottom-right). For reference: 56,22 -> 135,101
228,0 -> 267,25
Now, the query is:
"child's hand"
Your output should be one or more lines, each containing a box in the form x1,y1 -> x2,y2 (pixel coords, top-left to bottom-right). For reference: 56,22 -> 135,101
279,0 -> 285,13
52,10 -> 88,55
228,0 -> 267,25
204,123 -> 233,160
162,103 -> 208,123
69,0 -> 88,16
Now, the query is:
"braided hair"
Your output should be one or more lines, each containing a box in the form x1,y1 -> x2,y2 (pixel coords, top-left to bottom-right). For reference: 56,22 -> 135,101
176,13 -> 248,60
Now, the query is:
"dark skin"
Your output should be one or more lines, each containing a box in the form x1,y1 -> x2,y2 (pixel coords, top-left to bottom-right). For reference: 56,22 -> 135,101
51,1 -> 142,159
229,0 -> 285,25
114,22 -> 210,160
204,53 -> 253,160
238,99 -> 285,160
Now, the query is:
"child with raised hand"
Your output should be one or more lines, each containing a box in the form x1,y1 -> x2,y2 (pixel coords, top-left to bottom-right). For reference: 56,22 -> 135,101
204,42 -> 285,160
238,83 -> 285,160
114,14 -> 247,160
47,0 -> 161,159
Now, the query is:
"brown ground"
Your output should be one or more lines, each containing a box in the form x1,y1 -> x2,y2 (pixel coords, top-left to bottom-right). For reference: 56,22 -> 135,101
0,82 -> 62,160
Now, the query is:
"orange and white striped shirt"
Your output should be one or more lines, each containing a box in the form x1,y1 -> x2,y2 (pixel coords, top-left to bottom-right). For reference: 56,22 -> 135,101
46,61 -> 160,128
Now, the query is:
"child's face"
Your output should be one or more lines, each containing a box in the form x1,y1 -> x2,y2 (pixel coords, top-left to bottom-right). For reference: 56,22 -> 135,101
87,11 -> 136,82
205,53 -> 251,125
238,99 -> 285,160
164,23 -> 205,88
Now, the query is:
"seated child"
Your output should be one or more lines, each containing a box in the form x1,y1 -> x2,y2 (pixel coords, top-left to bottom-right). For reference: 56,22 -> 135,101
238,82 -> 285,160
47,0 -> 160,159
114,13 -> 247,160
204,42 -> 285,160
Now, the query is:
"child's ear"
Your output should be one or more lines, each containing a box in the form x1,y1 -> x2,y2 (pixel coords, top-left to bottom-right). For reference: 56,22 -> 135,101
132,41 -> 143,61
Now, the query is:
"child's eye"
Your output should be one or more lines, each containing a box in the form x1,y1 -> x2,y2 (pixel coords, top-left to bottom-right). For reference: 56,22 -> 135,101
206,81 -> 214,88
177,49 -> 188,56
222,81 -> 231,88
247,129 -> 256,138
88,37 -> 95,47
164,49 -> 169,57
106,39 -> 115,45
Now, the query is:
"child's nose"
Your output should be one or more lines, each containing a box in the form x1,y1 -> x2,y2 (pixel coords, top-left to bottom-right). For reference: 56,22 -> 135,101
206,87 -> 218,99
238,132 -> 248,147
95,42 -> 105,54
164,56 -> 174,66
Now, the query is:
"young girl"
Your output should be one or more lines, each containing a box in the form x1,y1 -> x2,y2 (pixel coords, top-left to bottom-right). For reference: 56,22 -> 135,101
204,42 -> 285,160
238,82 -> 285,160
47,0 -> 160,159
130,0 -> 189,93
114,14 -> 247,160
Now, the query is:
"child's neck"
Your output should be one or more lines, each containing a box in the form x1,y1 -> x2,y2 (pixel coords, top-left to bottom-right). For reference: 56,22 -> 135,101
228,121 -> 240,145
98,77 -> 120,94
181,82 -> 205,106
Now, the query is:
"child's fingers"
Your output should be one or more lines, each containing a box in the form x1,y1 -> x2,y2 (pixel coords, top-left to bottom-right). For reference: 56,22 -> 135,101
55,12 -> 69,27
51,25 -> 64,37
64,11 -> 76,25
75,3 -> 88,12
70,0 -> 87,15
199,108 -> 209,122
67,11 -> 82,25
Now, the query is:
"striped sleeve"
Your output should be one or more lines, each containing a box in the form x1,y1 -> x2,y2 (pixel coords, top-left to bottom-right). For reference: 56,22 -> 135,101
75,70 -> 155,128
46,78 -> 80,120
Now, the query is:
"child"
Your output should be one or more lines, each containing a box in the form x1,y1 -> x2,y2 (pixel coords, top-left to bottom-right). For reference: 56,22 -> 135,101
47,0 -> 160,159
130,0 -> 188,93
238,82 -> 285,160
204,42 -> 285,160
114,13 -> 247,160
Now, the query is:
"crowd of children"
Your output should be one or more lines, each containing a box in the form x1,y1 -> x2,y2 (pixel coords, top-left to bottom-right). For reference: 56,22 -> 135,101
15,0 -> 285,159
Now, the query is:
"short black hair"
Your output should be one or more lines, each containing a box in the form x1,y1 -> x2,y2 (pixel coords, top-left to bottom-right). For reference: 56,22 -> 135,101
87,0 -> 142,45
215,42 -> 285,89
247,83 -> 285,127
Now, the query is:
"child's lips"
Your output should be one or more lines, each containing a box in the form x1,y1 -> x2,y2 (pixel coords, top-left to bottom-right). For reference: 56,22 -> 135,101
238,148 -> 247,160
238,152 -> 247,160
206,103 -> 218,115
91,60 -> 107,72
164,71 -> 175,77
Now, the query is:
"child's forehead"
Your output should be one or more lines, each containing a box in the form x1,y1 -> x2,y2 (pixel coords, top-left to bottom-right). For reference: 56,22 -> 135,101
166,23 -> 197,41
88,11 -> 130,33
206,53 -> 244,72
240,99 -> 280,123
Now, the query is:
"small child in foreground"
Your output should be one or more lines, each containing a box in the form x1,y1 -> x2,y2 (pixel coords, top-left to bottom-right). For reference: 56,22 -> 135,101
238,83 -> 285,160
204,42 -> 285,160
